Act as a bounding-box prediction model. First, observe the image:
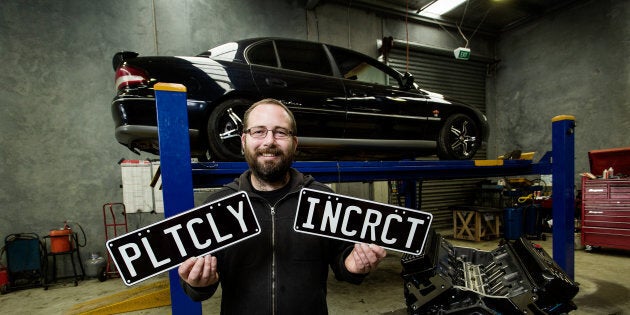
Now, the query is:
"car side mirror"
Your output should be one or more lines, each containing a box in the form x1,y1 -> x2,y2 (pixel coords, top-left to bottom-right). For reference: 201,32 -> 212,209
401,72 -> 415,90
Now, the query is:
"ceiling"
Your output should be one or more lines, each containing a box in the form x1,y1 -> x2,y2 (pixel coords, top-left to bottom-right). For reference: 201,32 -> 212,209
321,0 -> 582,35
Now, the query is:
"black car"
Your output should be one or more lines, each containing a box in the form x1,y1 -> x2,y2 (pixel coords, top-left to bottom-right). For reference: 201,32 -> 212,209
111,37 -> 488,161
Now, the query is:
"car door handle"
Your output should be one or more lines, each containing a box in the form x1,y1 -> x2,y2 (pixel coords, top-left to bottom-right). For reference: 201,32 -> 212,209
349,89 -> 368,97
265,78 -> 288,88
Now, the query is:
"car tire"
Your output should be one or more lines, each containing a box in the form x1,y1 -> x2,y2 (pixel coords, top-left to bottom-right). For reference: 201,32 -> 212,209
437,113 -> 481,160
206,98 -> 251,161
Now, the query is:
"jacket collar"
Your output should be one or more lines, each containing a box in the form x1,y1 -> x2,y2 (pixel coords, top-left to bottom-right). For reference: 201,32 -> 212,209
226,168 -> 314,193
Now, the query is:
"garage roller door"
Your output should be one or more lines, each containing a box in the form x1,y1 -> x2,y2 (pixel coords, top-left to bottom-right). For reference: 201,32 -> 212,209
387,39 -> 490,117
387,39 -> 493,229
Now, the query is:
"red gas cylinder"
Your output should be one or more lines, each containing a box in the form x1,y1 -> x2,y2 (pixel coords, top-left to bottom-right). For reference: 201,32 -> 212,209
0,267 -> 8,288
49,227 -> 73,253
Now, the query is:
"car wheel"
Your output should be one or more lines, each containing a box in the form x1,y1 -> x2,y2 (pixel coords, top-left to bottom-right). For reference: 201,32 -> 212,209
207,98 -> 251,161
437,113 -> 481,160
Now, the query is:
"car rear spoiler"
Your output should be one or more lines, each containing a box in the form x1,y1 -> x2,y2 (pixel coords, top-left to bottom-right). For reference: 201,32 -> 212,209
112,51 -> 140,70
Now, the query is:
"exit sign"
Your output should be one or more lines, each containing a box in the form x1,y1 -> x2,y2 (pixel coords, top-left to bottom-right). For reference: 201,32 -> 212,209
454,47 -> 471,60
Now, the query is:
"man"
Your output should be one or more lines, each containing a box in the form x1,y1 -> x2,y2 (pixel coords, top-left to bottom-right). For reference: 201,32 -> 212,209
178,98 -> 387,314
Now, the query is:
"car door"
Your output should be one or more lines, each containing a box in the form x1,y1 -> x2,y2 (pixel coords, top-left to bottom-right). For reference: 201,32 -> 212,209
327,46 -> 432,142
248,39 -> 347,140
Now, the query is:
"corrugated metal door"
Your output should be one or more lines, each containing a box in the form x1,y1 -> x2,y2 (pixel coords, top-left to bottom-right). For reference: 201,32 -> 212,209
387,40 -> 492,229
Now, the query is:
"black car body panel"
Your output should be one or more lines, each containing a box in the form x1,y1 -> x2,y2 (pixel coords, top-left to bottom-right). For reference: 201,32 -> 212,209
111,37 -> 488,160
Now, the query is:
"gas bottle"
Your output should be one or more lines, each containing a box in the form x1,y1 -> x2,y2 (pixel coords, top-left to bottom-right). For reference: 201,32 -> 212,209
0,266 -> 8,291
85,253 -> 107,278
49,224 -> 73,253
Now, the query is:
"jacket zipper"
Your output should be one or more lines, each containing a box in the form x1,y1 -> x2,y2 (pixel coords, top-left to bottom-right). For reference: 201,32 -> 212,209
255,188 -> 301,315
269,191 -> 298,315
270,205 -> 276,315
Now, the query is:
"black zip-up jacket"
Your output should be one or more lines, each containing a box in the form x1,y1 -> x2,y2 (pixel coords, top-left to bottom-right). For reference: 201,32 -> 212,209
180,168 -> 365,314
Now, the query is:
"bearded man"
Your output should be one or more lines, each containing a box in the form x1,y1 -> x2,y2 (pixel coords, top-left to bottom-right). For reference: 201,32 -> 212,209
178,98 -> 386,314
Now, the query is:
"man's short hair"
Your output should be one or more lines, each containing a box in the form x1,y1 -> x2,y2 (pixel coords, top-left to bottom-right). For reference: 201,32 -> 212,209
243,98 -> 297,135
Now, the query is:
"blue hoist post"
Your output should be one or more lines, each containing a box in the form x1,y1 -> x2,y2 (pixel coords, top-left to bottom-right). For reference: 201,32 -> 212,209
402,180 -> 419,209
155,83 -> 202,314
551,115 -> 576,279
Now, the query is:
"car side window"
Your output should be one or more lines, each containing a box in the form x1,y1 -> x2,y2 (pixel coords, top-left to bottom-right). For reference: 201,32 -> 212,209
247,41 -> 278,67
328,46 -> 400,88
275,40 -> 332,76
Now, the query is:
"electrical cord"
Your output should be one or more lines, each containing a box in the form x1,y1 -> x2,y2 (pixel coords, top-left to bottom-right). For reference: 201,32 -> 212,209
65,221 -> 87,248
518,194 -> 534,204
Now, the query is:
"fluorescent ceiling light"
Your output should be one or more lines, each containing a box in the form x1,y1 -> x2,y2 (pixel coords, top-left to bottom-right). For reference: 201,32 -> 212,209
420,0 -> 466,16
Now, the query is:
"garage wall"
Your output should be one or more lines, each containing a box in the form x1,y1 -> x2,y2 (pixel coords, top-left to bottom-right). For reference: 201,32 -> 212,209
0,1 -> 158,257
492,0 -> 630,183
0,0 -> 305,268
0,0 -> 471,268
0,0 -> 627,267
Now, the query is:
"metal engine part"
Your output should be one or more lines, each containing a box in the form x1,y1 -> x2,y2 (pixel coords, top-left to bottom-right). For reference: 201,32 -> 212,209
401,231 -> 579,314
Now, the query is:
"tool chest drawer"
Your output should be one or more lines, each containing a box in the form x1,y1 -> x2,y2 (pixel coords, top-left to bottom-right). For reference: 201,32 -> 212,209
583,181 -> 630,199
581,177 -> 630,250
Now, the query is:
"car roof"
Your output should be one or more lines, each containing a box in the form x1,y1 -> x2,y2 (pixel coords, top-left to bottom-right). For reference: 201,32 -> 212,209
198,37 -> 375,63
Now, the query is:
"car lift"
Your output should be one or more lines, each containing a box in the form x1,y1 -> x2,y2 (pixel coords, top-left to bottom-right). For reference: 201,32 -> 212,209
152,83 -> 576,314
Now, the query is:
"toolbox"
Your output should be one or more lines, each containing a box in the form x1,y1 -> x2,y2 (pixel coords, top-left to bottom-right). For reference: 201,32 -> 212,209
582,147 -> 630,250
581,177 -> 630,250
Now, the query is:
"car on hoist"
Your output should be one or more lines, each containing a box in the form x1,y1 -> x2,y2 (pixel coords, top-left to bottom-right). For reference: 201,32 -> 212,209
111,37 -> 488,161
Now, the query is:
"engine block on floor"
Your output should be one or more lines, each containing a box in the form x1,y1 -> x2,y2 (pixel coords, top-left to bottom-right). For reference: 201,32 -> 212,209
401,232 -> 579,314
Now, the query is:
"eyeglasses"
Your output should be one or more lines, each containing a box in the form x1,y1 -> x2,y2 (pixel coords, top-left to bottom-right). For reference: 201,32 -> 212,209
244,126 -> 293,139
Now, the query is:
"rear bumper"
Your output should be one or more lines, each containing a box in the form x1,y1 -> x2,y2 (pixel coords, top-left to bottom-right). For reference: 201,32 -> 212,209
111,95 -> 206,153
115,125 -> 201,153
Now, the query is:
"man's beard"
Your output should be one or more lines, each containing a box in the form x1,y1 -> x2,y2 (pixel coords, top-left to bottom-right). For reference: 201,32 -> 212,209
245,145 -> 294,184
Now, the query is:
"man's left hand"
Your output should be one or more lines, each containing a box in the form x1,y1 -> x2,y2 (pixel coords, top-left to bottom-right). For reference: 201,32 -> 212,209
345,243 -> 387,274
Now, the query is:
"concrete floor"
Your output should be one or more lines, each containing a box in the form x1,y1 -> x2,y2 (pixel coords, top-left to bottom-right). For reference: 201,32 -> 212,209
1,232 -> 629,315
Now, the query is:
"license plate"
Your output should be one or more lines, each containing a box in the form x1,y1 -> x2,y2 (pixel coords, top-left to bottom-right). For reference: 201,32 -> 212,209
106,192 -> 259,286
294,188 -> 433,255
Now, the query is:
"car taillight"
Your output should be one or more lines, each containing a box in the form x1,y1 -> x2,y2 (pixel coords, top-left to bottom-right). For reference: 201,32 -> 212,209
115,65 -> 148,91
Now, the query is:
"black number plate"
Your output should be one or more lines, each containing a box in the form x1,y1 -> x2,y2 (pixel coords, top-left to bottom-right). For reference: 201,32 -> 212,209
294,188 -> 433,255
106,192 -> 259,286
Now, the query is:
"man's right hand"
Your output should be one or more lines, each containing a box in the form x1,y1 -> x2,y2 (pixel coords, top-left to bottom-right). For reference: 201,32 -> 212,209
178,255 -> 219,287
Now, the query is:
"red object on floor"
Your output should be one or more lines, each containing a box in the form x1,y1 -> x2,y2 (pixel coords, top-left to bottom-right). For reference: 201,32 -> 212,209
0,267 -> 8,287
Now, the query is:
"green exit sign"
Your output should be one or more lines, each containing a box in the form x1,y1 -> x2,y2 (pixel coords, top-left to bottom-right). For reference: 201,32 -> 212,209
454,47 -> 471,60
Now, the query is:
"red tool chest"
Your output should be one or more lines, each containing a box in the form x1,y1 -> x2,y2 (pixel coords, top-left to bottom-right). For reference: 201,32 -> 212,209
581,177 -> 630,250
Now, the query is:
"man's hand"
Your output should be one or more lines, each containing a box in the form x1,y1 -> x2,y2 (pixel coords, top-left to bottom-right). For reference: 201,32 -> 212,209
344,243 -> 387,274
178,255 -> 219,287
